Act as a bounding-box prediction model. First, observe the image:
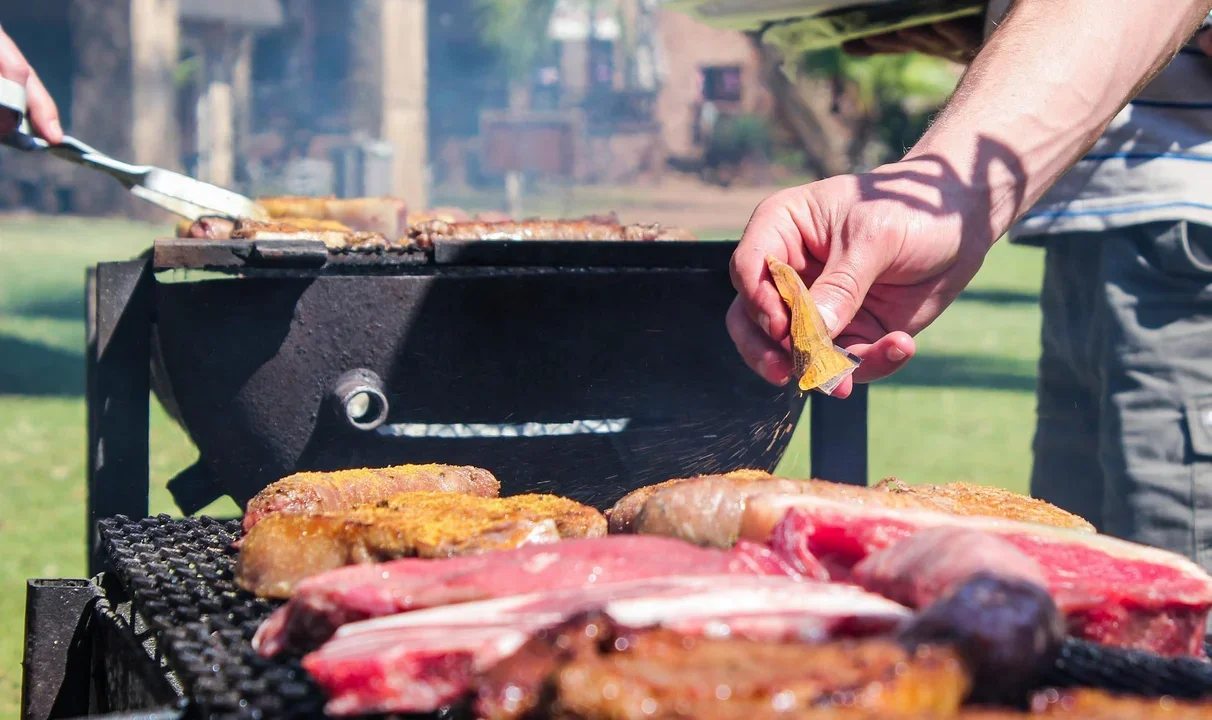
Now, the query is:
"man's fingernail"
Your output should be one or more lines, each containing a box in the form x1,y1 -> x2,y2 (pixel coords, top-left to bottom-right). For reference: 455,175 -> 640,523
50,119 -> 61,137
818,306 -> 839,334
758,314 -> 771,335
887,346 -> 907,362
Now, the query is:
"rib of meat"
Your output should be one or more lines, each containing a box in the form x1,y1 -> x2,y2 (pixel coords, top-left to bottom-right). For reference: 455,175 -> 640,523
612,475 -> 1092,547
475,615 -> 967,720
875,478 -> 1095,533
408,218 -> 696,245
303,576 -> 912,716
256,195 -> 409,237
236,492 -> 606,599
253,536 -> 804,657
741,494 -> 1212,656
242,463 -> 499,533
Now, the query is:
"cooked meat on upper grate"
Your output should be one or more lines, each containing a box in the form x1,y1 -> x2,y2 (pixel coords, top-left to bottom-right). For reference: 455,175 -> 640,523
407,218 -> 697,245
610,474 -> 1093,549
474,615 -> 968,720
235,491 -> 606,599
229,218 -> 391,250
744,494 -> 1212,657
256,195 -> 409,237
242,463 -> 500,533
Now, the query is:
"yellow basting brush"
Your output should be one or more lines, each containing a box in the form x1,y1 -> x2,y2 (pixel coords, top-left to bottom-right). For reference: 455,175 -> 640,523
766,255 -> 861,395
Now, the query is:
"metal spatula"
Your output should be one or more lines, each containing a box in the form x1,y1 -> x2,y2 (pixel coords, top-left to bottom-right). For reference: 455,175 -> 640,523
0,77 -> 265,221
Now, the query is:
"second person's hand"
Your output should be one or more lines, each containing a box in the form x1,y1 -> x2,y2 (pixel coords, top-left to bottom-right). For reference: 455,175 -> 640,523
0,25 -> 63,142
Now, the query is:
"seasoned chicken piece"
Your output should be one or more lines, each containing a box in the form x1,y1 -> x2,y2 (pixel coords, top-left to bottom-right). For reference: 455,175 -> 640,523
408,218 -> 696,245
875,479 -> 1095,533
242,463 -> 500,533
230,218 -> 388,250
236,491 -> 606,598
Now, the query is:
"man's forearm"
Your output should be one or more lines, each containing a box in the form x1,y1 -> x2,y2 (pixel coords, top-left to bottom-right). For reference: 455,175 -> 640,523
903,0 -> 1212,242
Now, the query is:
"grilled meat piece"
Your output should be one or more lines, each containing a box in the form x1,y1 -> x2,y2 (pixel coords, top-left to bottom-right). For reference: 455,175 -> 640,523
237,491 -> 606,599
1029,689 -> 1212,718
229,218 -> 389,250
242,463 -> 499,533
743,494 -> 1212,657
406,207 -> 473,225
177,216 -> 236,240
607,469 -> 774,534
549,624 -> 968,720
257,195 -> 409,237
408,218 -> 696,246
613,475 -> 1092,549
875,478 -> 1095,533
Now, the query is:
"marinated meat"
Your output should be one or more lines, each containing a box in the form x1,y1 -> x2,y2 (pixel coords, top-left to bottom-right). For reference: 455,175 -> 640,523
303,577 -> 912,716
898,573 -> 1065,705
408,218 -> 696,245
236,491 -> 606,599
741,494 -> 1212,656
547,622 -> 967,720
256,195 -> 409,237
875,479 -> 1095,533
253,536 -> 803,657
852,527 -> 1050,610
242,463 -> 499,533
612,476 -> 1090,550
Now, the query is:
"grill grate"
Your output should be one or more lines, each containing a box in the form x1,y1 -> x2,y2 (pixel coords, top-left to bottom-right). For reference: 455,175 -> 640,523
98,515 -> 1212,719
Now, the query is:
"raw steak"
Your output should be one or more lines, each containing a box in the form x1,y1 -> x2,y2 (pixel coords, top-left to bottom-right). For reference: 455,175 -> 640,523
254,535 -> 798,656
742,494 -> 1212,656
303,575 -> 911,716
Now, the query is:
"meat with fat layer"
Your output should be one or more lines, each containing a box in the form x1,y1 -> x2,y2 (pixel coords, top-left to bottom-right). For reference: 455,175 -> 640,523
741,494 -> 1212,656
477,615 -> 968,720
229,218 -> 389,250
253,535 -> 804,657
236,491 -> 605,599
302,576 -> 912,716
241,463 -> 499,533
606,469 -> 775,535
177,216 -> 236,240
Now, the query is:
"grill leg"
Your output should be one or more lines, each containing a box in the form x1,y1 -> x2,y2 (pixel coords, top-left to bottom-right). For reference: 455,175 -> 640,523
809,384 -> 869,485
21,580 -> 101,720
87,260 -> 153,575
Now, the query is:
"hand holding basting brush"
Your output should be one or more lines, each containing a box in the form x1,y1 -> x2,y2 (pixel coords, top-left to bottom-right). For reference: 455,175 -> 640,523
765,256 -> 861,396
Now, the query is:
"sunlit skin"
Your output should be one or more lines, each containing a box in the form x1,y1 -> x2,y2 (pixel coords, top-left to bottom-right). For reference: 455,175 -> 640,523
0,25 -> 63,143
730,0 -> 1212,399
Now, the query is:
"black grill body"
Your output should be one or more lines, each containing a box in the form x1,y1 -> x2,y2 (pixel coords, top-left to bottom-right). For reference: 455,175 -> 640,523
23,515 -> 1212,720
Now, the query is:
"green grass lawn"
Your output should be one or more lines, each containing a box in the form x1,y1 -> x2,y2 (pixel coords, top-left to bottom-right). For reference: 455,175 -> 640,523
0,213 -> 1044,718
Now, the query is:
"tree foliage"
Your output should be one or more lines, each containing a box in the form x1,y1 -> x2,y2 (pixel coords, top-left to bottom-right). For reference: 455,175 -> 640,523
475,0 -> 561,82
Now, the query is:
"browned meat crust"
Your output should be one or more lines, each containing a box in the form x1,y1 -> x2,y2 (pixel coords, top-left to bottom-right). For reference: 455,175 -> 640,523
177,216 -> 236,239
408,218 -> 697,245
229,218 -> 390,250
875,479 -> 1096,533
257,195 -> 409,237
242,463 -> 500,533
236,491 -> 606,598
956,689 -> 1212,718
475,614 -> 969,720
606,469 -> 773,534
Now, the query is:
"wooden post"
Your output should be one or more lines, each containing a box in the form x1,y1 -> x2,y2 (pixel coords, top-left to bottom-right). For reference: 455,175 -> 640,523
380,0 -> 428,208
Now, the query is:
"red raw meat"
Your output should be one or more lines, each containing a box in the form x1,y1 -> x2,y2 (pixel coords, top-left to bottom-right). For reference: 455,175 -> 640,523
255,535 -> 798,656
851,527 -> 1049,609
302,575 -> 910,716
742,494 -> 1212,657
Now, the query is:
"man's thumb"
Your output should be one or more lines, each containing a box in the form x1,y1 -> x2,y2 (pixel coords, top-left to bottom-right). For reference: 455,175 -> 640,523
807,255 -> 873,339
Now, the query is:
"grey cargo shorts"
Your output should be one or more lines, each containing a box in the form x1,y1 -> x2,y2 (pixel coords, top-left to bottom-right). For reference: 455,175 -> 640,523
1029,220 -> 1212,573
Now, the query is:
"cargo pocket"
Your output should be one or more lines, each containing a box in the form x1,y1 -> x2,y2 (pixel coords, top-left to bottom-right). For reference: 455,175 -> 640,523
1185,395 -> 1212,570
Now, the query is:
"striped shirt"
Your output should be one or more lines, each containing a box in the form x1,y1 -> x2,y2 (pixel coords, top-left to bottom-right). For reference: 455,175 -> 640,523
983,2 -> 1212,239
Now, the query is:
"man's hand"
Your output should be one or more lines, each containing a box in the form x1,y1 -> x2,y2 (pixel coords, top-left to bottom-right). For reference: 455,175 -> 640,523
0,26 -> 63,143
841,17 -> 985,64
729,157 -> 994,399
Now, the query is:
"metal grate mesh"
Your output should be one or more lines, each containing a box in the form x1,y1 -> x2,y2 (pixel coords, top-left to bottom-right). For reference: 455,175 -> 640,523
97,515 -> 1212,719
